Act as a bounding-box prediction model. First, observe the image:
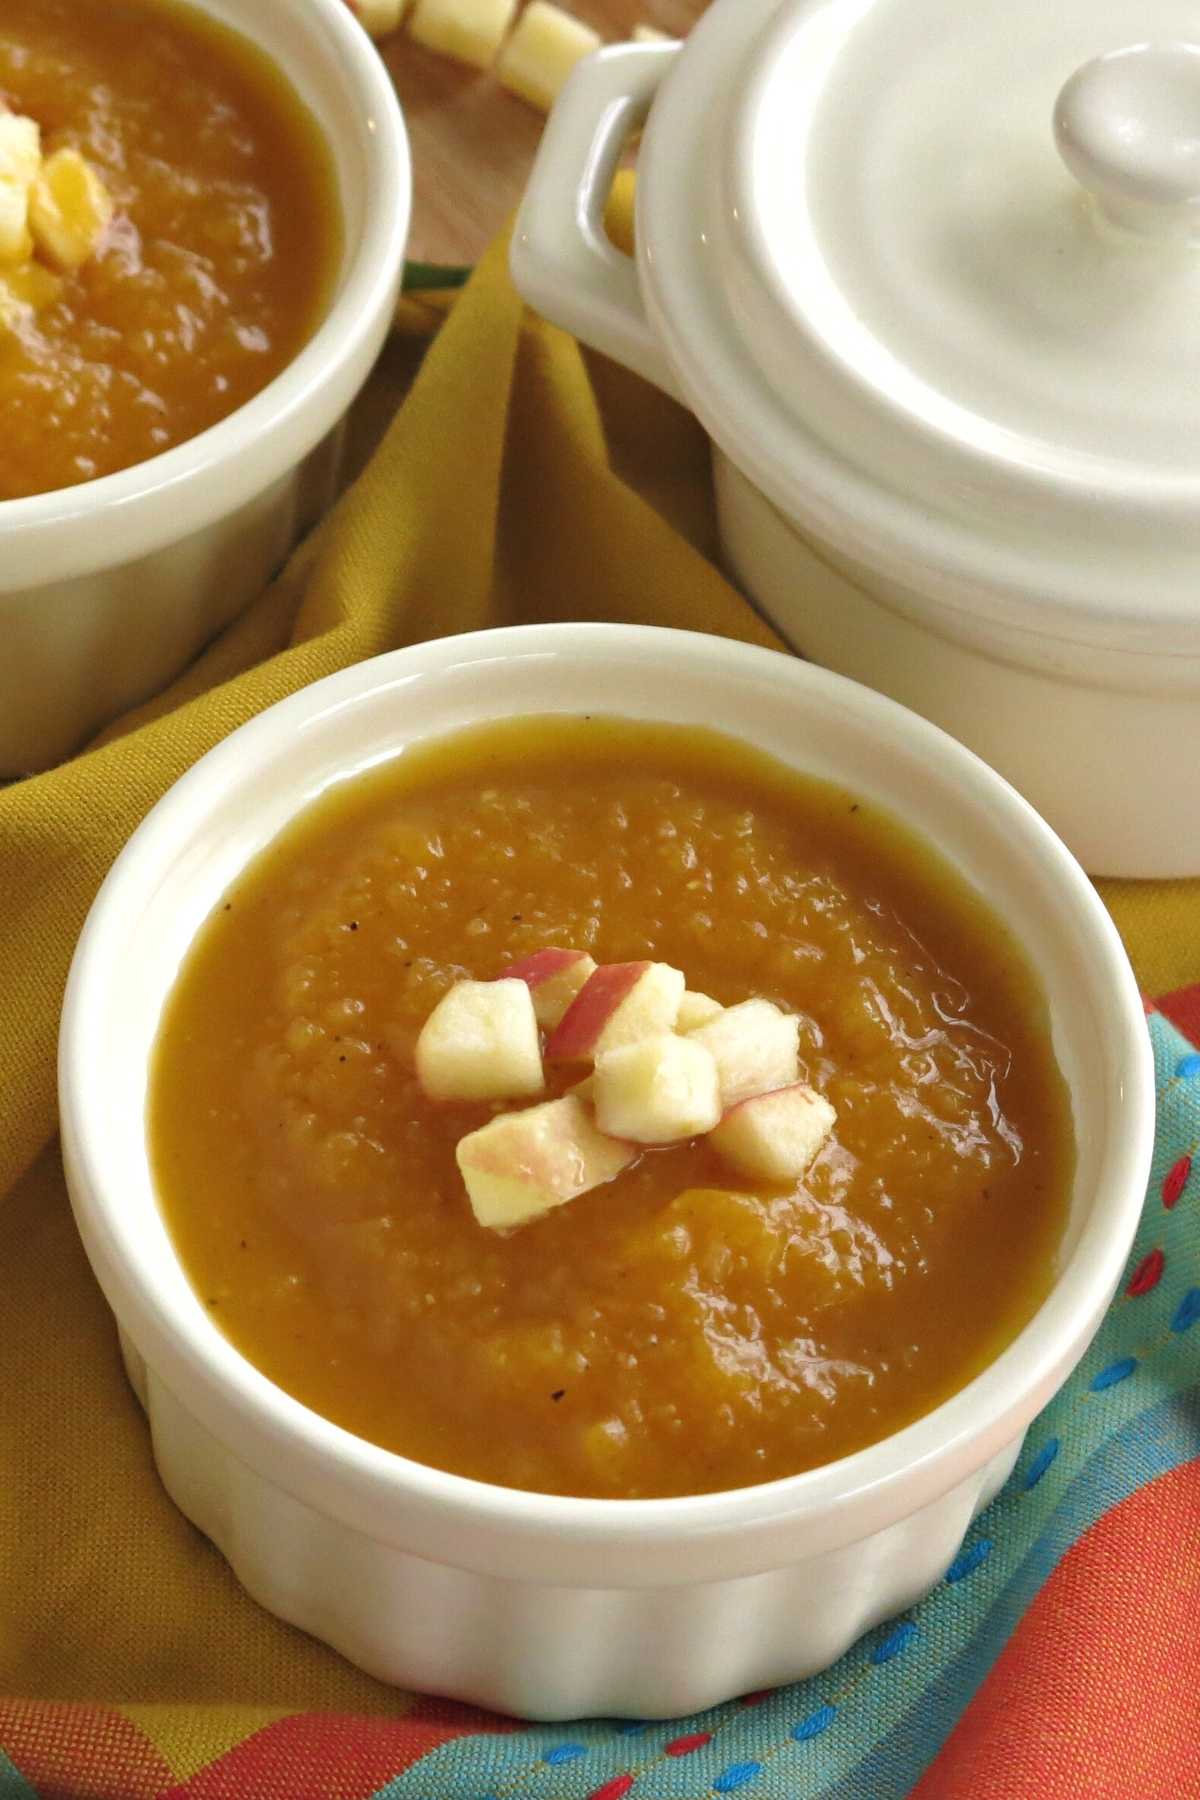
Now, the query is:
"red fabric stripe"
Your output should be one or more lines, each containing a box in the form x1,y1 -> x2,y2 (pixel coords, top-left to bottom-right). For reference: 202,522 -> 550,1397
164,1704 -> 515,1799
911,1458 -> 1200,1799
664,1730 -> 712,1756
1162,1155 -> 1192,1210
0,1700 -> 173,1800
1126,1246 -> 1165,1295
1156,984 -> 1200,1047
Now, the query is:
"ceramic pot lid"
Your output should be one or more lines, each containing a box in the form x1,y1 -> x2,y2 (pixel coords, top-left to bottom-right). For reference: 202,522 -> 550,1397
637,0 -> 1200,650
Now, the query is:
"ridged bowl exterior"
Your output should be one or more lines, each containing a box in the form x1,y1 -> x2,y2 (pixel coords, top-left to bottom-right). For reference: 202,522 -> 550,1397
60,626 -> 1154,1719
122,1332 -> 1023,1721
0,438 -> 339,774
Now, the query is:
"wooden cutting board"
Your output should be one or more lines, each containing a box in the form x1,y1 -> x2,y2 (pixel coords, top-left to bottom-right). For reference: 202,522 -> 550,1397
382,2 -> 708,266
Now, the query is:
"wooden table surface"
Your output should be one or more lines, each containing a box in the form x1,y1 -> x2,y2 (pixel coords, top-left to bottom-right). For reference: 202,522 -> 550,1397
383,1 -> 708,266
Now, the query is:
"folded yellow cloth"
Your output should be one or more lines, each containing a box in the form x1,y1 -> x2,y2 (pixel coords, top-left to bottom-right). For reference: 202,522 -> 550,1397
0,181 -> 1195,1737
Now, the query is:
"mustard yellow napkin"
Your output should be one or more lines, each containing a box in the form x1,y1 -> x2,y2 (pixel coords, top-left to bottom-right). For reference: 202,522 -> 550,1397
0,181 -> 1195,1741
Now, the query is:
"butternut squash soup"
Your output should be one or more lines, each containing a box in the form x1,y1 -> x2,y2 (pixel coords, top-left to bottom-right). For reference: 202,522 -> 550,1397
0,0 -> 338,500
149,718 -> 1075,1500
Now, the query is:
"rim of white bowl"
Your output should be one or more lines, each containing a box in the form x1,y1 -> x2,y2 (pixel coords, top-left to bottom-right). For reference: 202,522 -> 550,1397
0,0 -> 411,590
59,625 -> 1155,1584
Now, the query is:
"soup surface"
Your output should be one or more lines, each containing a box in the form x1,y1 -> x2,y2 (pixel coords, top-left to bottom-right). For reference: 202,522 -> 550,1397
0,0 -> 338,500
150,718 -> 1075,1500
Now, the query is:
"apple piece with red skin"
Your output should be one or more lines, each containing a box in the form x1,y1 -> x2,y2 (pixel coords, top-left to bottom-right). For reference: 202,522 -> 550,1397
684,996 -> 799,1107
709,1082 -> 836,1182
415,977 -> 543,1102
546,960 -> 685,1062
456,1094 -> 637,1229
593,1032 -> 721,1144
501,947 -> 596,1029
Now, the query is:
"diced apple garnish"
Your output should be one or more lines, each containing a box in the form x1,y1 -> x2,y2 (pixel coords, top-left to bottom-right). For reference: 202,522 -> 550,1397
568,1073 -> 594,1102
345,0 -> 408,37
676,989 -> 723,1032
456,1093 -> 635,1228
0,113 -> 40,268
501,946 -> 596,1029
546,960 -> 685,1062
685,997 -> 799,1107
415,976 -> 543,1101
709,1083 -> 836,1182
0,112 -> 41,190
28,148 -> 113,273
593,1032 -> 721,1144
495,0 -> 601,111
0,182 -> 31,267
410,0 -> 518,67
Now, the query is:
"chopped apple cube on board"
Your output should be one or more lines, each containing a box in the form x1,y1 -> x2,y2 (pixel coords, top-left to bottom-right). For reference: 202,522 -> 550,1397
685,997 -> 800,1107
501,946 -> 596,1029
496,1 -> 601,111
457,1093 -> 636,1228
29,148 -> 113,272
415,977 -> 543,1101
594,1032 -> 721,1144
676,989 -> 723,1032
546,960 -> 685,1062
345,0 -> 408,37
410,0 -> 518,68
709,1083 -> 837,1181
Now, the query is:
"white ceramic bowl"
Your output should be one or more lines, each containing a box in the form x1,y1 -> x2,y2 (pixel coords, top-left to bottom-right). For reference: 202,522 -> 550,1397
511,0 -> 1200,878
59,624 -> 1154,1720
0,0 -> 410,775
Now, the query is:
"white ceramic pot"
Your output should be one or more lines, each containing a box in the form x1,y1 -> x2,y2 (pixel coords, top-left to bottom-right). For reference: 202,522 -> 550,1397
59,624 -> 1154,1719
511,0 -> 1200,878
0,0 -> 410,775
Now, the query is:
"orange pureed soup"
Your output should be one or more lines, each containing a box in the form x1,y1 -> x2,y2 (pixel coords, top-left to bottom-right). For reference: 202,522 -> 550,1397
150,718 -> 1075,1500
0,0 -> 338,500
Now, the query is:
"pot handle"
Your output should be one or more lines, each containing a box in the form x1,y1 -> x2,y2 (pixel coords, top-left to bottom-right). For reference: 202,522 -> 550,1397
510,43 -> 683,399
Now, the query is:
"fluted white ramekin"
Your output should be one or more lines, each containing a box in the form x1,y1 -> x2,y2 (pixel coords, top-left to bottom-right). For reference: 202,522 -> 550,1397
59,624 -> 1153,1720
0,0 -> 409,773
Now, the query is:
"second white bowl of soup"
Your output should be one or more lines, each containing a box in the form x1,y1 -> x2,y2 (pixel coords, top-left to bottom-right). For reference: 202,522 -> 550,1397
0,0 -> 409,771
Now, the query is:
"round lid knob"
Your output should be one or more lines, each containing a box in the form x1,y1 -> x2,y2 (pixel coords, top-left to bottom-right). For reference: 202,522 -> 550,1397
1054,42 -> 1200,239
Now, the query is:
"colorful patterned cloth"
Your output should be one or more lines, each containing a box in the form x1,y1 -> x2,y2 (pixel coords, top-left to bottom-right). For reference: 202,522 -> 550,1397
1,996 -> 1196,1799
1,199 -> 1197,1798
